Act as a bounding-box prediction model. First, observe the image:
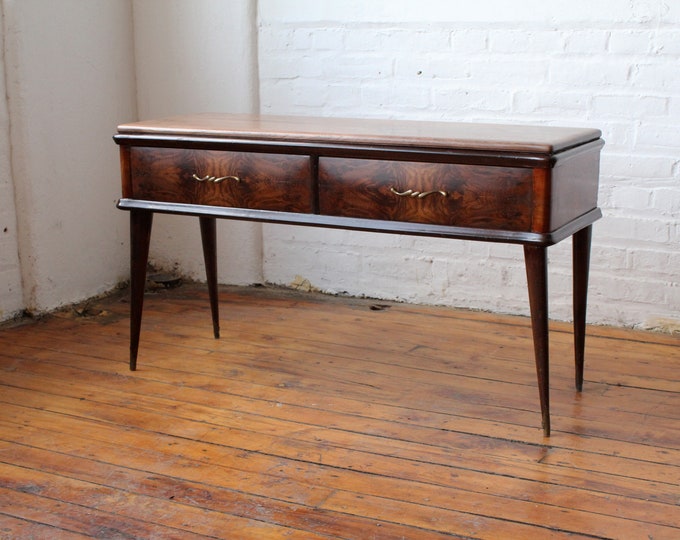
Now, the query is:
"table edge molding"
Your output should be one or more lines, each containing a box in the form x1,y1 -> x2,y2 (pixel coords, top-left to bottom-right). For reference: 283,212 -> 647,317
116,198 -> 601,247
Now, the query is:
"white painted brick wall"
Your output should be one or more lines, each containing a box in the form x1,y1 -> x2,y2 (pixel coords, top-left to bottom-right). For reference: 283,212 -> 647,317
258,0 -> 680,330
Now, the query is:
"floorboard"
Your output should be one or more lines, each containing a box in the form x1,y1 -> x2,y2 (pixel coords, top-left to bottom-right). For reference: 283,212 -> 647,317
0,284 -> 678,539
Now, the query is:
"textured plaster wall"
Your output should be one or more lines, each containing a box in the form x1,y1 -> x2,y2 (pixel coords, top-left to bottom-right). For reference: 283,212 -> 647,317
0,4 -> 22,320
1,0 -> 136,316
0,0 -> 260,322
131,0 -> 262,286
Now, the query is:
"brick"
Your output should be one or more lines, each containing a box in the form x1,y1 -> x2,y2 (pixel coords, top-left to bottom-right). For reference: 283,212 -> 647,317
563,30 -> 609,54
311,28 -> 346,51
635,122 -> 680,149
259,81 -> 300,112
670,222 -> 680,244
591,95 -> 668,118
631,62 -> 680,91
395,54 -> 471,80
549,59 -> 630,86
652,30 -> 680,55
597,183 -> 615,207
450,30 -> 488,53
470,58 -> 549,84
432,86 -> 511,114
380,29 -> 450,53
325,84 -> 362,110
343,28 -> 390,52
608,30 -> 653,54
290,28 -> 315,50
344,27 -> 450,54
630,248 -> 680,277
652,188 -> 680,215
387,83 -> 432,109
360,82 -> 431,111
322,54 -> 393,79
598,215 -> 671,244
600,153 -> 675,179
464,242 -> 492,258
485,243 -> 522,261
513,91 -> 591,115
498,30 -> 566,54
290,80 -> 329,108
591,245 -> 630,271
259,54 -> 324,79
595,274 -> 666,304
598,122 -> 636,153
609,185 -> 653,210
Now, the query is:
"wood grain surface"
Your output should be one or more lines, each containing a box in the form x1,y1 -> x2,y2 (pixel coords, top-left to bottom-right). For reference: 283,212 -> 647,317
130,147 -> 313,213
118,113 -> 602,154
319,157 -> 534,230
0,284 -> 678,539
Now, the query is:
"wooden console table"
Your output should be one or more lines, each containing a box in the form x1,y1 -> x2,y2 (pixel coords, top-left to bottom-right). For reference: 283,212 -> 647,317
115,113 -> 603,436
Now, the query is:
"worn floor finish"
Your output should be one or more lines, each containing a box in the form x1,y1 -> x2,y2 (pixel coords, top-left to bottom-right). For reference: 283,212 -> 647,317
0,284 -> 678,539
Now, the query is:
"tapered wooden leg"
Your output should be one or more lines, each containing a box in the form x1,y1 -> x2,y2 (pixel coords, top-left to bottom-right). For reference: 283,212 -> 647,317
573,225 -> 592,392
129,210 -> 153,371
199,216 -> 220,339
524,245 -> 551,437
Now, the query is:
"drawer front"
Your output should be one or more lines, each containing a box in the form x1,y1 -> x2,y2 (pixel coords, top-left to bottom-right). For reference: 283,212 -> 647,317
130,147 -> 313,213
319,158 -> 534,231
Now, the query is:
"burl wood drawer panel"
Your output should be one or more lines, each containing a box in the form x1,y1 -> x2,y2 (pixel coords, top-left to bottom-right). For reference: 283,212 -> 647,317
129,147 -> 313,213
319,158 -> 535,231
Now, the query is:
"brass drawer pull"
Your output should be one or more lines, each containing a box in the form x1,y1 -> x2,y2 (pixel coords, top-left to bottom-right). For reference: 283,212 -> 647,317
192,173 -> 240,184
390,187 -> 448,198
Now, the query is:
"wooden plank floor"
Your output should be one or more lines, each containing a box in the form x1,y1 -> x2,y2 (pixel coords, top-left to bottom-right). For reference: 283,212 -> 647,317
0,283 -> 678,539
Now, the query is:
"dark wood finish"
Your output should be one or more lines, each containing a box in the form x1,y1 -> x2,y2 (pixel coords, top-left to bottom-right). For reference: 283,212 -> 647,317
128,210 -> 153,372
573,225 -> 593,391
1,285 -> 679,538
117,198 -> 601,246
319,158 -> 533,230
524,245 -> 550,436
115,113 -> 604,435
129,147 -> 313,212
199,216 -> 220,339
548,144 -> 603,231
117,112 -> 601,154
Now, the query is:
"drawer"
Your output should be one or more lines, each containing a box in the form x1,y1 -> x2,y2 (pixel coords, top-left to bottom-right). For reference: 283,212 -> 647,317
129,147 -> 313,213
319,158 -> 534,231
